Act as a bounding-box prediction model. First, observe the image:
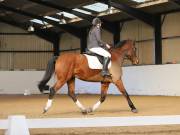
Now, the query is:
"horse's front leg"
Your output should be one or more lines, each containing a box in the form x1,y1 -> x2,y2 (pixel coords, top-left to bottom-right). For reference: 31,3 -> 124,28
114,79 -> 138,113
88,82 -> 110,113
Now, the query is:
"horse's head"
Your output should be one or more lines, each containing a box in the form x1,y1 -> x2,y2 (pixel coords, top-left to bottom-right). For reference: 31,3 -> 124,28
124,40 -> 139,65
114,40 -> 139,65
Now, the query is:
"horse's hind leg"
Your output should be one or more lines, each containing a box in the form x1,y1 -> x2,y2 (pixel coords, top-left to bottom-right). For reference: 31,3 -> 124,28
115,79 -> 137,113
43,80 -> 65,113
88,82 -> 109,113
67,78 -> 87,114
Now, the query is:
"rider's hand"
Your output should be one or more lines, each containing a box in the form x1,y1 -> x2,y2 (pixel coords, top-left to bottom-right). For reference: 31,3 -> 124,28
106,44 -> 111,49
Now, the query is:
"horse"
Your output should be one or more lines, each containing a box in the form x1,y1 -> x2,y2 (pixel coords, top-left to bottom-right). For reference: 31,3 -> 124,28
38,39 -> 139,114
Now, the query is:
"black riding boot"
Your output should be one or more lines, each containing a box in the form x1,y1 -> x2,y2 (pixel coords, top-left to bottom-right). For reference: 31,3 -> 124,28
101,57 -> 111,77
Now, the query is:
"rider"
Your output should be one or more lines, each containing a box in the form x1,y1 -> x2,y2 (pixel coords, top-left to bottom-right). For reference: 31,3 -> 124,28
87,17 -> 111,77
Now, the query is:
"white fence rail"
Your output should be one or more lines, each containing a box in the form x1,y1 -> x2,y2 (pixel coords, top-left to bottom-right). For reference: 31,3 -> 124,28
1,115 -> 180,135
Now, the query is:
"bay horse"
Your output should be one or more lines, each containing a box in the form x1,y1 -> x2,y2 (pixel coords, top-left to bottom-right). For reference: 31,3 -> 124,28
38,39 -> 139,114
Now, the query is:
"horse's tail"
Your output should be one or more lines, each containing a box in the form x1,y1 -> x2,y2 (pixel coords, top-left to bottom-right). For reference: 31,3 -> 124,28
38,56 -> 58,93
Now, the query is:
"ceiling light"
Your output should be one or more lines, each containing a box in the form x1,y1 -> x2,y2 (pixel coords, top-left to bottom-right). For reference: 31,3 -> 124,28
107,6 -> 113,14
131,0 -> 146,3
58,13 -> 67,24
28,25 -> 34,32
28,22 -> 34,32
59,19 -> 66,24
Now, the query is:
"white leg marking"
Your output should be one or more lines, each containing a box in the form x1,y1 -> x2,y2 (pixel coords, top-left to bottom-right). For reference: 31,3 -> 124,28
92,101 -> 101,111
75,100 -> 85,110
44,99 -> 52,111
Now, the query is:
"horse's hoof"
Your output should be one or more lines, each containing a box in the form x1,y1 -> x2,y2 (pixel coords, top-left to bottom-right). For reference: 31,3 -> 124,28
81,109 -> 88,115
43,109 -> 47,114
39,89 -> 44,94
131,108 -> 138,113
86,107 -> 93,113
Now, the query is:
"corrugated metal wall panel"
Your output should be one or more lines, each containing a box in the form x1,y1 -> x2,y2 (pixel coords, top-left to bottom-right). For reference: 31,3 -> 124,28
14,53 -> 53,70
0,23 -> 53,70
0,51 -> 53,70
60,33 -> 80,50
0,53 -> 11,70
162,12 -> 180,37
0,35 -> 52,51
162,38 -> 180,64
102,29 -> 113,44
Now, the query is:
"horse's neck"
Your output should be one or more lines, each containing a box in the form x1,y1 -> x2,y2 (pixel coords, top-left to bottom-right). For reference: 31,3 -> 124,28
110,48 -> 127,64
110,47 -> 127,57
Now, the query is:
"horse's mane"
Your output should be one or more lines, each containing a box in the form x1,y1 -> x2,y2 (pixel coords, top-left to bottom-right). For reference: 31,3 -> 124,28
113,40 -> 127,48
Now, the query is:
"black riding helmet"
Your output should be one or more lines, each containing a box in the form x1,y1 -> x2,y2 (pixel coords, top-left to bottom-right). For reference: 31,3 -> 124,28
92,18 -> 102,26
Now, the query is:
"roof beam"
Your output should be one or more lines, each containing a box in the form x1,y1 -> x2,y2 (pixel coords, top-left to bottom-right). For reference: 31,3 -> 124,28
0,18 -> 27,30
28,0 -> 129,35
170,0 -> 180,6
28,0 -> 122,34
28,0 -> 94,21
0,4 -> 82,38
101,20 -> 118,33
97,0 -> 155,27
110,0 -> 155,26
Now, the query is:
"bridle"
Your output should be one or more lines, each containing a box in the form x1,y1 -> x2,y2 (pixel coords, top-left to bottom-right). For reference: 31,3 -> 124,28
124,46 -> 137,61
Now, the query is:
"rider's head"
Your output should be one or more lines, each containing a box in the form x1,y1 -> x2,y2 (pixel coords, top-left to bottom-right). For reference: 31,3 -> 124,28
92,18 -> 102,27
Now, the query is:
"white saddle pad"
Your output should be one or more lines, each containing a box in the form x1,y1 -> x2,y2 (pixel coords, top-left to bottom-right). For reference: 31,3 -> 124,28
84,54 -> 111,69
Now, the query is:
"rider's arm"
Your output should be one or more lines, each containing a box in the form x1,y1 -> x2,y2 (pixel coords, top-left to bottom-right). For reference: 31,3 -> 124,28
95,28 -> 106,47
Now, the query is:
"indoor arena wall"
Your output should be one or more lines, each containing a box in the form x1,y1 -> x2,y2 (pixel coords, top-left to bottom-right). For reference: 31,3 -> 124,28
0,64 -> 179,96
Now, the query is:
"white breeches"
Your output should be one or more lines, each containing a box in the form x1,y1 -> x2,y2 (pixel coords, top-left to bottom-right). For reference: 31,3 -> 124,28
89,47 -> 111,57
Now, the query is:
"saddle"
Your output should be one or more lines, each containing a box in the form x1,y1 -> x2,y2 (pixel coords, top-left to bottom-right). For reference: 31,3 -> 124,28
83,50 -> 111,69
83,50 -> 104,64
